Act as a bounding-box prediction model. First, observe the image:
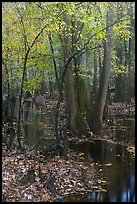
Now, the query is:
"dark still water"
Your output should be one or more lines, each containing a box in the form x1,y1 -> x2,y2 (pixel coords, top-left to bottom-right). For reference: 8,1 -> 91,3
22,102 -> 55,148
6,100 -> 135,202
6,99 -> 55,148
68,140 -> 135,202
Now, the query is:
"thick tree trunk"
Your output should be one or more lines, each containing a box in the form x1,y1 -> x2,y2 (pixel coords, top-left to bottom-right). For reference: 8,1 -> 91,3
61,13 -> 88,136
88,4 -> 113,134
65,66 -> 77,131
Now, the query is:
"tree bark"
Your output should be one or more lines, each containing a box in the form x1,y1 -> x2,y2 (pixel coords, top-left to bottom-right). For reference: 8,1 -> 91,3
114,45 -> 127,102
92,49 -> 98,102
2,59 -> 10,99
61,13 -> 88,135
48,33 -> 61,95
88,4 -> 113,134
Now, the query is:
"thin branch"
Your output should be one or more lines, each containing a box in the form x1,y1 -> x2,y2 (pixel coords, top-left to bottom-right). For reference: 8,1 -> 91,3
29,11 -> 66,51
28,54 -> 64,62
83,15 -> 129,48
76,45 -> 101,62
73,22 -> 84,44
13,3 -> 29,51
59,16 -> 129,93
34,2 -> 45,10
66,15 -> 129,67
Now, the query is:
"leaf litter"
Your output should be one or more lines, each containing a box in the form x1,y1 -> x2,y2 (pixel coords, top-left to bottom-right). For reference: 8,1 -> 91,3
2,145 -> 108,202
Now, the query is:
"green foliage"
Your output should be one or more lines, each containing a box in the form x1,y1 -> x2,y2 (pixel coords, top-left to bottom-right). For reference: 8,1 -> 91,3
114,65 -> 128,77
2,2 -> 135,96
114,20 -> 132,41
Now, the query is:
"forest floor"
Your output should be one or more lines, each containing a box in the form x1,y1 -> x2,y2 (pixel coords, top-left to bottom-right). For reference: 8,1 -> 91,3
2,95 -> 135,202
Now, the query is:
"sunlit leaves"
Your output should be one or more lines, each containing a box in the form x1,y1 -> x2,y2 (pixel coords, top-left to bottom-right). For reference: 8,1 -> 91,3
114,65 -> 128,77
114,19 -> 132,41
2,2 -> 135,96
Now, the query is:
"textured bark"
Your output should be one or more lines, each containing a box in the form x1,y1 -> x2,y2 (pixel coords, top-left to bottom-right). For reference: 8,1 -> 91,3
61,13 -> 88,135
114,46 -> 127,102
88,4 -> 113,134
127,4 -> 135,102
2,60 -> 10,99
92,49 -> 98,101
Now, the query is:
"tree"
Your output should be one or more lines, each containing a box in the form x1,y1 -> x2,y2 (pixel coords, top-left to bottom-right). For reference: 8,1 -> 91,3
2,2 -> 135,139
87,3 -> 113,134
59,5 -> 88,135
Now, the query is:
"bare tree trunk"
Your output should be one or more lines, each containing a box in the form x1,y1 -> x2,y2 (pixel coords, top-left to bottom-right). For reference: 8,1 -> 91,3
61,13 -> 88,135
88,4 -> 113,134
48,33 -> 61,95
114,44 -> 127,102
2,59 -> 10,99
92,49 -> 98,102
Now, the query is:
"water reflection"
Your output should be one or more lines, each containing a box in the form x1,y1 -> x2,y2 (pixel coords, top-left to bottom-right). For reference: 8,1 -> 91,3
69,140 -> 135,202
21,101 -> 55,148
4,100 -> 135,202
108,118 -> 135,146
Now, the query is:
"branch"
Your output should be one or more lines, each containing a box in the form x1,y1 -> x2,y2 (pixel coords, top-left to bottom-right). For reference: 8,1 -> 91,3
66,15 -> 129,66
13,3 -> 29,51
60,16 -> 129,90
73,22 -> 84,44
76,45 -> 101,62
28,54 -> 64,62
84,16 -> 129,48
13,2 -> 66,57
35,2 -> 45,10
29,10 -> 66,52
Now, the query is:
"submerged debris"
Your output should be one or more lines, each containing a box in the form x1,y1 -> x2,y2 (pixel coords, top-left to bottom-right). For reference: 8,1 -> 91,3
2,97 -> 135,202
2,145 -> 108,202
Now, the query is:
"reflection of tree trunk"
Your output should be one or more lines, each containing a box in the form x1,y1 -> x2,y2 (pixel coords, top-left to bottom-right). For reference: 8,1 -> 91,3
103,192 -> 110,202
116,189 -> 122,202
129,186 -> 135,202
55,96 -> 63,145
22,102 -> 30,145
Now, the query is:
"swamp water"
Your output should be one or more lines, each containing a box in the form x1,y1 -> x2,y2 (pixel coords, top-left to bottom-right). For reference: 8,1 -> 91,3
5,100 -> 135,202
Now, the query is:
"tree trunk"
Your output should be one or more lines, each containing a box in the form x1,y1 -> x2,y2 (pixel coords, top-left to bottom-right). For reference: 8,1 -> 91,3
88,4 -> 113,134
2,59 -> 10,99
92,49 -> 98,102
114,45 -> 127,102
65,66 -> 77,131
61,13 -> 88,135
127,3 -> 134,102
48,33 -> 61,95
